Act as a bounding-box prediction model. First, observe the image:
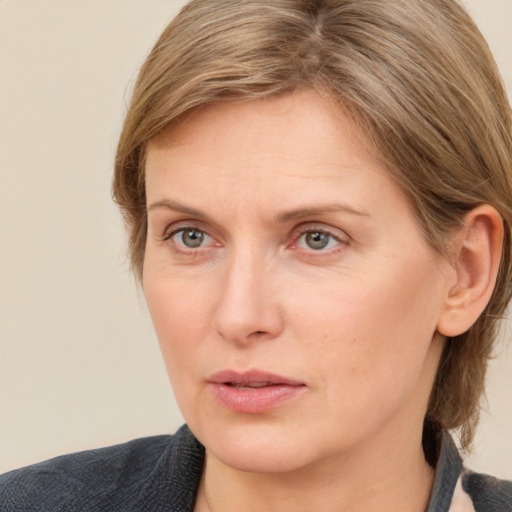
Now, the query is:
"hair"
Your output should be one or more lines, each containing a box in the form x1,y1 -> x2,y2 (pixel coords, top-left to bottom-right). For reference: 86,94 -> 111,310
113,0 -> 512,451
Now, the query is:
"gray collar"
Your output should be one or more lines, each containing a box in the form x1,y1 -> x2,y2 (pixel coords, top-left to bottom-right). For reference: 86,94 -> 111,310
426,431 -> 463,511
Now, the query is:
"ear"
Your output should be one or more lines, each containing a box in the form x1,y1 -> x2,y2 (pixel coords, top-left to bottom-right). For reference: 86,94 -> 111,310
437,204 -> 504,337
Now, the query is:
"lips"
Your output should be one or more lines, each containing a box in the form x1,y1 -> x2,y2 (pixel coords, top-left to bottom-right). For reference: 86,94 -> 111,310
208,370 -> 306,413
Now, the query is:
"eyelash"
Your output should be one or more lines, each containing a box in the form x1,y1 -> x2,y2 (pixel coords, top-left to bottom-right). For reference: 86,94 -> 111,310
161,223 -> 348,257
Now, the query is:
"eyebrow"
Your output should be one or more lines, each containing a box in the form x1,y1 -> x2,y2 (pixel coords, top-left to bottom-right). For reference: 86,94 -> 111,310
147,199 -> 371,223
147,199 -> 211,221
274,203 -> 371,223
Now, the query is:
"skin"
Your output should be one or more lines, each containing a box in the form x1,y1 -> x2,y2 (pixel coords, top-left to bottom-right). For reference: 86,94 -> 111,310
143,89 -> 457,512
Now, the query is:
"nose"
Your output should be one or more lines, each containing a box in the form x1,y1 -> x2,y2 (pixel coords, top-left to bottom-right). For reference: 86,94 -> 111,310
212,249 -> 284,345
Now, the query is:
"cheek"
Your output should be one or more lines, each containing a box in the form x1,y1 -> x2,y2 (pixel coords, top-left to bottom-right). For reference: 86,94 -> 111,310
143,265 -> 216,378
143,272 -> 217,427
289,254 -> 445,391
295,267 -> 439,339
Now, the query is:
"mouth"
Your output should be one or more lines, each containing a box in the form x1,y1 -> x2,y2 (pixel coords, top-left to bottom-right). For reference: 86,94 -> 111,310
209,369 -> 305,388
208,370 -> 306,413
225,382 -> 277,390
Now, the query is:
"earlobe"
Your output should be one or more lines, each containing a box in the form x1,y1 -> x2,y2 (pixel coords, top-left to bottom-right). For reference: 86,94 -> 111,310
437,204 -> 504,337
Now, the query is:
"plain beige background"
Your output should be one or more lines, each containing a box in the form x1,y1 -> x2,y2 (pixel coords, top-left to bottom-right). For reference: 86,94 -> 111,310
1,0 -> 511,477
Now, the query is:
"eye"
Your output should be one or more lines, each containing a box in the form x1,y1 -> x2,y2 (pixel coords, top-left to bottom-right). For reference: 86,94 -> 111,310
294,228 -> 346,252
168,227 -> 212,249
301,231 -> 333,250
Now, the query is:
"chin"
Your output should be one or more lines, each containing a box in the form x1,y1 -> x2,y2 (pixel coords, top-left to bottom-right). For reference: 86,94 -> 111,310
197,419 -> 327,474
213,442 -> 310,474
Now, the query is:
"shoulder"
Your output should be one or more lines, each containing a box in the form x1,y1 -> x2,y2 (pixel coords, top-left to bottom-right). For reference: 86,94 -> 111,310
0,425 -> 204,512
461,470 -> 512,511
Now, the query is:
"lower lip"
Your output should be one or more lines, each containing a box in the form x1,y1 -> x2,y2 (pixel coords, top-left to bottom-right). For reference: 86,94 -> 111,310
209,383 -> 305,413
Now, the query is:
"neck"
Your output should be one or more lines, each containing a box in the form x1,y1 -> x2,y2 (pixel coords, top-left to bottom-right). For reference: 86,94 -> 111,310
194,424 -> 435,512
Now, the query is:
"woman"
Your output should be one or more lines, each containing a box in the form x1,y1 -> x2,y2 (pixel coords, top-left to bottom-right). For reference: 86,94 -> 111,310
1,0 -> 511,510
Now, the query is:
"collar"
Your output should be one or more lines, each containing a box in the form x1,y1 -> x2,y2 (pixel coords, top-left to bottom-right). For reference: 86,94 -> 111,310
426,431 -> 464,512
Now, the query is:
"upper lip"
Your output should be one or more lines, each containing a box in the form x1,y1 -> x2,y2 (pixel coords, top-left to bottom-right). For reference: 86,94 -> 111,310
208,369 -> 305,387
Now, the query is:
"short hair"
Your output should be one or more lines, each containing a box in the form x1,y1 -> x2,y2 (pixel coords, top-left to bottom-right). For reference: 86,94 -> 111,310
113,0 -> 512,451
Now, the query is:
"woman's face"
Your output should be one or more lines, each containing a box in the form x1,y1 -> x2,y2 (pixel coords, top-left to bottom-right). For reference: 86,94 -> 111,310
144,90 -> 451,473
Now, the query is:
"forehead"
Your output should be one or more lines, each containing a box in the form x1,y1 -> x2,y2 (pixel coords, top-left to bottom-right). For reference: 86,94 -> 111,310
146,90 -> 383,183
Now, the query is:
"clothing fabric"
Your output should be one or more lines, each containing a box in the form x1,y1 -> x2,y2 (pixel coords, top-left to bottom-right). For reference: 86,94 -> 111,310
1,425 -> 511,511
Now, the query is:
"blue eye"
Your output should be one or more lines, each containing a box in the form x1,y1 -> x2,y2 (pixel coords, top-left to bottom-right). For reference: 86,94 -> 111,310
171,228 -> 209,248
297,230 -> 341,251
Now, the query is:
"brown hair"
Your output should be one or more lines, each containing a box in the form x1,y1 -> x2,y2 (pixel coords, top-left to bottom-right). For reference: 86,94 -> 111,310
113,0 -> 512,451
